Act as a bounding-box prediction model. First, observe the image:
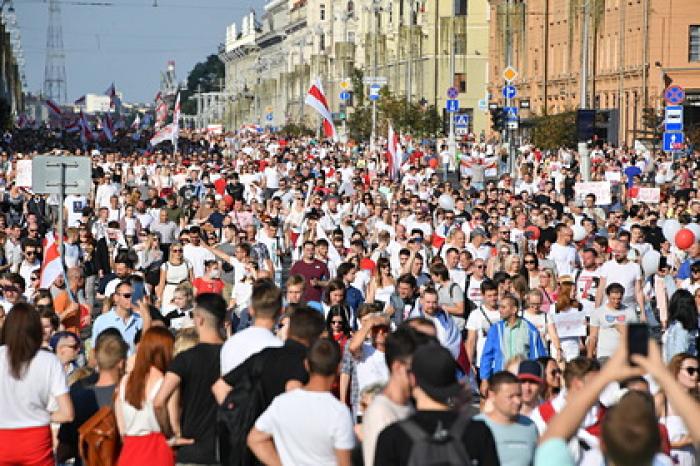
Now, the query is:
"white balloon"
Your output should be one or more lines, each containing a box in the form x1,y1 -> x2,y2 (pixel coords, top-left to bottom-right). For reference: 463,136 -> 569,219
662,219 -> 681,243
641,250 -> 661,277
572,224 -> 586,242
438,194 -> 455,211
687,223 -> 700,241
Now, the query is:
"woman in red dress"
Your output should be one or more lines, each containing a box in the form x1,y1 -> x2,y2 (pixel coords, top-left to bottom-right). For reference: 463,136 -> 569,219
192,260 -> 225,296
115,327 -> 176,466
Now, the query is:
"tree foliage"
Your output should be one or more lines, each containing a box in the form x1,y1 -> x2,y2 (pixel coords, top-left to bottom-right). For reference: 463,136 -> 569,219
346,68 -> 444,142
181,54 -> 225,115
530,111 -> 578,149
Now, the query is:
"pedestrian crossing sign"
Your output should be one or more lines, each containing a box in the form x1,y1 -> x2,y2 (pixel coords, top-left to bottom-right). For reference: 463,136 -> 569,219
454,114 -> 469,127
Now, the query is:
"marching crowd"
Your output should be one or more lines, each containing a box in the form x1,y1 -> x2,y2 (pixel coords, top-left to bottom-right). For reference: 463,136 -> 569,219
0,126 -> 699,466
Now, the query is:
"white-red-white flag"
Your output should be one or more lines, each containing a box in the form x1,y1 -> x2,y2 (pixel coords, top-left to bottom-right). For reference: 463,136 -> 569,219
102,114 -> 114,142
40,232 -> 64,289
150,123 -> 175,146
387,122 -> 400,180
130,114 -> 141,130
304,79 -> 337,141
171,93 -> 180,148
79,112 -> 93,143
65,118 -> 80,133
44,99 -> 62,116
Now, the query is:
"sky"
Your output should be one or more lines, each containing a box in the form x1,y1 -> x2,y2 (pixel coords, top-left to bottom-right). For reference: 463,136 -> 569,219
17,0 -> 266,103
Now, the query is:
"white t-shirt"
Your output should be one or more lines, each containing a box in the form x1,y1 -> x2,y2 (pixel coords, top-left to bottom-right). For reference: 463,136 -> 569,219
589,305 -> 638,358
599,260 -> 641,308
220,327 -> 283,375
354,343 -> 389,394
548,242 -> 578,276
362,394 -> 413,466
466,305 -> 501,366
0,347 -> 68,428
255,389 -> 355,466
576,268 -> 601,316
182,244 -> 215,278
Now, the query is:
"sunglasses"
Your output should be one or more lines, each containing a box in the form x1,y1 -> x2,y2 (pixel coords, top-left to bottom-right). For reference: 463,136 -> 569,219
2,286 -> 19,293
684,367 -> 699,376
119,293 -> 132,299
475,265 -> 485,269
331,320 -> 343,325
524,260 -> 536,264
171,249 -> 183,253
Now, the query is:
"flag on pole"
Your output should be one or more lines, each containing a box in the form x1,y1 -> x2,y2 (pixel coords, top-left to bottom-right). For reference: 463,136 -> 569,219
102,114 -> 114,142
171,93 -> 181,149
79,112 -> 93,144
74,95 -> 86,106
387,122 -> 401,180
40,233 -> 64,289
44,99 -> 62,116
65,118 -> 80,133
150,123 -> 175,146
304,79 -> 337,141
130,113 -> 141,130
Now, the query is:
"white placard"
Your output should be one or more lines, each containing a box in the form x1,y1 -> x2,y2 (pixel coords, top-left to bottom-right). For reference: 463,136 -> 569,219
604,171 -> 621,182
574,181 -> 612,205
553,311 -> 588,338
15,159 -> 32,188
636,187 -> 661,203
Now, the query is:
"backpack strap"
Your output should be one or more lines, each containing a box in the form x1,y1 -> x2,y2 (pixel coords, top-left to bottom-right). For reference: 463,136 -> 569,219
397,419 -> 430,443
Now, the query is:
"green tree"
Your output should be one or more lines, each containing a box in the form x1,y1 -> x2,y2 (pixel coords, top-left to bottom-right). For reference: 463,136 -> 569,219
181,54 -> 225,115
530,110 -> 578,149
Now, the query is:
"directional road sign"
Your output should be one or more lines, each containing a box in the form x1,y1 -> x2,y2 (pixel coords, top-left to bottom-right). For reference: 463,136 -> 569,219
447,87 -> 459,99
446,99 -> 460,113
664,85 -> 685,105
369,84 -> 381,101
665,105 -> 683,132
663,132 -> 685,152
502,85 -> 517,99
339,91 -> 351,101
266,113 -> 274,122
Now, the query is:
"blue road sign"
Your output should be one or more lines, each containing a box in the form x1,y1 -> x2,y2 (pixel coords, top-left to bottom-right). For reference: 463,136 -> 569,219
454,114 -> 470,126
446,99 -> 459,113
339,91 -> 351,101
664,85 -> 685,105
504,106 -> 518,120
447,87 -> 459,99
369,84 -> 381,101
266,113 -> 273,121
502,85 -> 517,99
663,132 -> 685,152
665,105 -> 683,132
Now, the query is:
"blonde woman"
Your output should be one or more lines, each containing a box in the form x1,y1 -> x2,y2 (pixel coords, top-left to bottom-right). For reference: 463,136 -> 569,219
537,269 -> 558,314
549,276 -> 586,362
366,257 -> 396,306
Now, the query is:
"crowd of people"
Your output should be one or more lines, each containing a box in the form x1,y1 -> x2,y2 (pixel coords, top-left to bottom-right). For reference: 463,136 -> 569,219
0,125 -> 699,466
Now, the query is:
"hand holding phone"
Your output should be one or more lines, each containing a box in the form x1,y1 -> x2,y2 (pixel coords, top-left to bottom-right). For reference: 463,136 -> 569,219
627,323 -> 649,365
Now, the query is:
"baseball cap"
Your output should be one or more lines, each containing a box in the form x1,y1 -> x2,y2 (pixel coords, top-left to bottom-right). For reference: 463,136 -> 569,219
411,343 -> 462,404
517,360 -> 544,384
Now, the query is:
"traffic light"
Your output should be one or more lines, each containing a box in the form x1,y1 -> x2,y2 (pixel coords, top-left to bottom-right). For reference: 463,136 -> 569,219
490,107 -> 504,131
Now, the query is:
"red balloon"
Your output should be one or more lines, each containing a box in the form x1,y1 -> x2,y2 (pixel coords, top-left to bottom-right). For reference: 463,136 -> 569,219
428,158 -> 438,169
675,228 -> 696,250
525,225 -> 540,241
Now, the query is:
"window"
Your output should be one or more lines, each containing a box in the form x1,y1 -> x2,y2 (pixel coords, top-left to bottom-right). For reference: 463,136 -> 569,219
319,33 -> 326,51
347,31 -> 356,43
690,25 -> 700,62
454,73 -> 466,93
455,0 -> 467,16
320,4 -> 326,21
454,33 -> 466,54
347,0 -> 354,13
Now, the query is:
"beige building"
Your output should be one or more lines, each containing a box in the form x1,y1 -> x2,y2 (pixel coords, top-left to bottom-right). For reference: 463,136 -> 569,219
220,0 -> 492,136
488,0 -> 700,146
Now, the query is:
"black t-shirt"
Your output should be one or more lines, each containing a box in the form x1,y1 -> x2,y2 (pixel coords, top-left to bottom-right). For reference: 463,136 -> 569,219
374,410 -> 499,466
223,338 -> 309,409
168,342 -> 223,464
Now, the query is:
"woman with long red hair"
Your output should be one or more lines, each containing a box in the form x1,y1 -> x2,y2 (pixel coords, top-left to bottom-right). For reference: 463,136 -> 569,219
115,327 -> 176,465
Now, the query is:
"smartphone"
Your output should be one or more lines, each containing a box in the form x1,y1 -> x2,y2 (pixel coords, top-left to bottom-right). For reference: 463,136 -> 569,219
627,323 -> 649,364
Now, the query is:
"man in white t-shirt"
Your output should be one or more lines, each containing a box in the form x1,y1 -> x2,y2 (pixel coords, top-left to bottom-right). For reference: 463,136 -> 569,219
595,240 -> 645,318
349,313 -> 390,409
588,283 -> 639,360
182,227 -> 215,278
248,339 -> 355,466
219,281 -> 283,375
576,248 -> 601,316
548,224 -> 578,276
63,194 -> 88,227
465,281 -> 500,380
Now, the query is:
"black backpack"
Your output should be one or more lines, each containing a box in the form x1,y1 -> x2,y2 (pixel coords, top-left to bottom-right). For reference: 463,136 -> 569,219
398,416 -> 472,466
217,352 -> 269,466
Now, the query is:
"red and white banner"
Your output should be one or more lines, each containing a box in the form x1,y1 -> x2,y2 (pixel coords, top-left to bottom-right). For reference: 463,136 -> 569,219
44,99 -> 62,116
102,114 -> 114,142
40,233 -> 64,289
305,79 -> 337,141
150,123 -> 175,146
386,123 -> 401,179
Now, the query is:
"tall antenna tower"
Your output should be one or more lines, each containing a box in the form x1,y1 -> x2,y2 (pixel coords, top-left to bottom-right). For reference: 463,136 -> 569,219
43,0 -> 67,103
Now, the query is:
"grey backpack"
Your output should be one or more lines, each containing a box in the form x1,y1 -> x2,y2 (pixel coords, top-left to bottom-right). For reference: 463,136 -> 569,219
398,416 -> 472,466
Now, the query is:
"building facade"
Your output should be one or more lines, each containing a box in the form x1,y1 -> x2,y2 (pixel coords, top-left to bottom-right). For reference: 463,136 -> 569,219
220,0 -> 491,136
488,0 -> 700,146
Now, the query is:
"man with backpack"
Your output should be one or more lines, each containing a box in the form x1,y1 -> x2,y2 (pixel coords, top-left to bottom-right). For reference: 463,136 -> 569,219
430,263 -> 465,331
373,343 -> 499,466
153,293 -> 227,466
57,328 -> 128,465
247,338 -> 355,466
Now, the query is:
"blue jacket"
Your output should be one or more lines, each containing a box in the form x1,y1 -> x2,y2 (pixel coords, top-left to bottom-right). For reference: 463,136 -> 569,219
480,318 -> 548,380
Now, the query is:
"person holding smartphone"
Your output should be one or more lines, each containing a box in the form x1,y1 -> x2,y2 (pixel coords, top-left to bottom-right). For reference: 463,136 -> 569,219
587,283 -> 638,362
